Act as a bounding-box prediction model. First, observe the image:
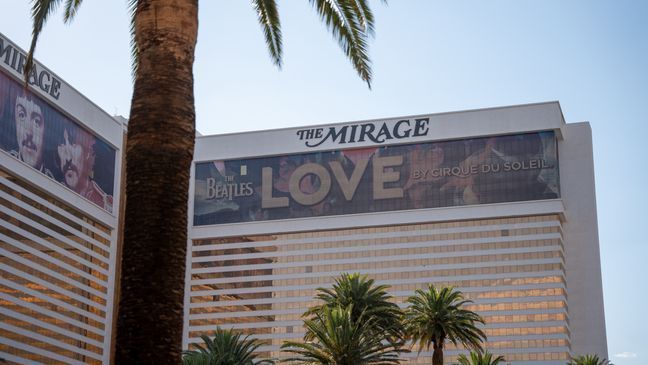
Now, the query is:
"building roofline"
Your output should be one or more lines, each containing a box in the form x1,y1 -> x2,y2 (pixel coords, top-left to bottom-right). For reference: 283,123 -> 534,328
196,100 -> 565,139
0,31 -> 124,130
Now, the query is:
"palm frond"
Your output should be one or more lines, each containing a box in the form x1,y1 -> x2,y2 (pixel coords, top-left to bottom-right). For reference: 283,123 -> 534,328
457,351 -> 506,365
182,327 -> 274,365
308,0 -> 377,88
567,354 -> 613,365
127,0 -> 139,80
346,0 -> 375,36
25,0 -> 64,86
252,0 -> 283,68
26,0 -> 86,83
63,0 -> 83,22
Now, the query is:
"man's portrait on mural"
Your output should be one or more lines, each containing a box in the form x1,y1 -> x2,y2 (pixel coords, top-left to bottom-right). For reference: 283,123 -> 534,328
0,73 -> 54,177
57,124 -> 93,192
56,122 -> 113,211
14,93 -> 45,170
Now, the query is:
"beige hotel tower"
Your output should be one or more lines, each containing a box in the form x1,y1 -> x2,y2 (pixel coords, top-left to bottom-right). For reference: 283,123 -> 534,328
0,32 -> 607,364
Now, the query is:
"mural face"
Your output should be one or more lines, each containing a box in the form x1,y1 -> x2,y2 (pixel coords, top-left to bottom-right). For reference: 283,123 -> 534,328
194,131 -> 560,226
14,94 -> 45,169
0,71 -> 116,213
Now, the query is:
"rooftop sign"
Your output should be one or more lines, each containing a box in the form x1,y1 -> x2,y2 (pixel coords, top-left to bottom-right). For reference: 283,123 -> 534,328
297,118 -> 430,147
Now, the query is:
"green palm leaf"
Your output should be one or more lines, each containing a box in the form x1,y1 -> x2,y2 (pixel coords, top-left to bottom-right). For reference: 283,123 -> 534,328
456,351 -> 505,365
307,0 -> 375,87
182,327 -> 274,365
25,0 -> 84,83
567,354 -> 614,365
253,0 -> 283,68
127,0 -> 139,78
283,305 -> 402,364
25,0 -> 59,84
304,273 -> 405,347
63,0 -> 83,21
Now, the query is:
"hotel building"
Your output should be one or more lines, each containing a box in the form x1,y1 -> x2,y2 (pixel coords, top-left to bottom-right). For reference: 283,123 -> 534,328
0,32 -> 607,364
0,32 -> 125,364
186,103 -> 608,364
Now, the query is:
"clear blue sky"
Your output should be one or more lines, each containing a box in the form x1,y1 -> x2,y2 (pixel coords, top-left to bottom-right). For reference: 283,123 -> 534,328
4,1 -> 647,363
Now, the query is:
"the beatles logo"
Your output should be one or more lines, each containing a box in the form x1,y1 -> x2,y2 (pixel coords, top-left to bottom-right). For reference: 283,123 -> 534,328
205,175 -> 254,200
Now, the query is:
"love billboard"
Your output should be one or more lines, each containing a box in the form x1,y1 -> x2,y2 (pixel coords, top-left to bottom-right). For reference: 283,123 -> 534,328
193,131 -> 559,226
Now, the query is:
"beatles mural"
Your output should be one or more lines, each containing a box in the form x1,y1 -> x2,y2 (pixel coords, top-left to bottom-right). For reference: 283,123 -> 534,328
0,70 -> 116,213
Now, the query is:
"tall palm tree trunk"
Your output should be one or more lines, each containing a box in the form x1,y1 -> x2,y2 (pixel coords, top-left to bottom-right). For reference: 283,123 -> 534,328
432,342 -> 444,365
115,0 -> 198,364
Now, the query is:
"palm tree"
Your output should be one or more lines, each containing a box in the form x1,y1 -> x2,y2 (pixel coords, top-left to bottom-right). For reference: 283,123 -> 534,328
182,327 -> 274,365
403,285 -> 486,365
567,354 -> 614,365
26,1 -> 383,363
456,351 -> 505,365
282,305 -> 402,365
304,273 -> 405,347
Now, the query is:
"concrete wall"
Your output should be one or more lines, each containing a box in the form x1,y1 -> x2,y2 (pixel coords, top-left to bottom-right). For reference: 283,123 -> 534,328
560,122 -> 608,357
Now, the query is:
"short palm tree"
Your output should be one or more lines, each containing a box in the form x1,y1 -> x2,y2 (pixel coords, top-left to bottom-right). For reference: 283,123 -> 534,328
304,273 -> 404,346
403,285 -> 486,365
567,354 -> 614,365
282,305 -> 401,364
456,351 -> 505,365
182,327 -> 274,365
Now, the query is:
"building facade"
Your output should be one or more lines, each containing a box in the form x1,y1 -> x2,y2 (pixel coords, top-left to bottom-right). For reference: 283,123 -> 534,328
0,32 -> 125,364
186,102 -> 607,364
0,33 -> 607,365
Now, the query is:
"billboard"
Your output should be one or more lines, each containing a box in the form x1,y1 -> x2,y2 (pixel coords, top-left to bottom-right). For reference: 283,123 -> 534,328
0,70 -> 116,212
193,131 -> 559,226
